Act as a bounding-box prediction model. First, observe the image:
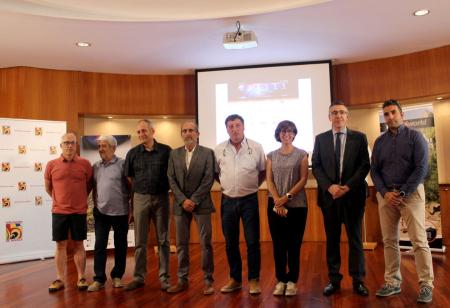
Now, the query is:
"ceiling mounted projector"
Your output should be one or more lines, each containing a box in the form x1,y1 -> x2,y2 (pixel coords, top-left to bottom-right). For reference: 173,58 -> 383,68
223,21 -> 258,50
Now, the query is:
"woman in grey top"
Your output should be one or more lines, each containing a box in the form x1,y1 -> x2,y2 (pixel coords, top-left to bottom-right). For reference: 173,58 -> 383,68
266,120 -> 309,296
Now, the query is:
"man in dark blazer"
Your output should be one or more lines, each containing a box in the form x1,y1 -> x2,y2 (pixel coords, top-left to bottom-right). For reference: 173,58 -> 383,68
167,121 -> 215,295
312,101 -> 370,297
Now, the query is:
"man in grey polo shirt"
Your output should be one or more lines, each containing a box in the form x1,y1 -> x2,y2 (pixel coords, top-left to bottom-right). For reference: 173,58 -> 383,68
88,135 -> 130,292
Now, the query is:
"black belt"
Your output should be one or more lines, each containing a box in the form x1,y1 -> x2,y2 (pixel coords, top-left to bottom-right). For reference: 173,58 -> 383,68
387,185 -> 403,191
222,192 -> 257,200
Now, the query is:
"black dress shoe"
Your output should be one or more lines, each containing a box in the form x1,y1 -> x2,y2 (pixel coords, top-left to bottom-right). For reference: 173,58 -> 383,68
353,282 -> 369,296
323,282 -> 340,296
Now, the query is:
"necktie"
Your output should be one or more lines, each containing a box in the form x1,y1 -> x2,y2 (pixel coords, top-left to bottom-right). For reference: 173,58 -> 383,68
335,132 -> 342,183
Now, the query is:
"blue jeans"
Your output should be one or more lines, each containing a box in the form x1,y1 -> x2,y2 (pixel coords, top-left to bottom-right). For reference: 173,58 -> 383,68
221,192 -> 260,282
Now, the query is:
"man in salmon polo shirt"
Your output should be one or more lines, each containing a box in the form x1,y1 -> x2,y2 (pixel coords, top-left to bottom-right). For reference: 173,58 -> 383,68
44,132 -> 93,292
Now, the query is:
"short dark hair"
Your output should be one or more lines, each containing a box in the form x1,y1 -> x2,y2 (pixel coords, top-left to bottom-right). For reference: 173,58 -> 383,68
225,114 -> 244,126
274,120 -> 298,142
382,99 -> 403,113
329,99 -> 347,109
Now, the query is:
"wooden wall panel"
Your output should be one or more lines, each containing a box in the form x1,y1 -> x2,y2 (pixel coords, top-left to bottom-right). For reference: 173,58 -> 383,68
0,67 -> 25,118
364,187 -> 382,243
334,45 -> 450,105
0,67 -> 80,131
79,72 -> 195,116
23,68 -> 80,131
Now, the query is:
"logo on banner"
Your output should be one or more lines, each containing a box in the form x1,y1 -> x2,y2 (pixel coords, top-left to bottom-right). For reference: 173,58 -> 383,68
49,146 -> 57,155
35,127 -> 43,136
34,162 -> 42,172
2,126 -> 11,135
2,197 -> 11,208
35,196 -> 42,206
18,145 -> 27,154
18,181 -> 27,191
6,221 -> 23,241
1,162 -> 10,172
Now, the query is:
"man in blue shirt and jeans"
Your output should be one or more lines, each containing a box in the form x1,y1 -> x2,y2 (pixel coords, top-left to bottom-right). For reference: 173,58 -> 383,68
88,135 -> 130,292
371,99 -> 433,304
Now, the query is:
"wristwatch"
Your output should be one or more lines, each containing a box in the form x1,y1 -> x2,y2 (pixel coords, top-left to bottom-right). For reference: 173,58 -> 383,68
286,193 -> 293,200
399,191 -> 406,198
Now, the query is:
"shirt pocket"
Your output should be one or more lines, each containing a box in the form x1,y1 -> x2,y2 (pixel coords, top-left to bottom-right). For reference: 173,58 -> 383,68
241,154 -> 258,172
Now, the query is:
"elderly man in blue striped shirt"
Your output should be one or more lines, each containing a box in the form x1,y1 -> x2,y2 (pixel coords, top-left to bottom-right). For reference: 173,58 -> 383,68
88,135 -> 130,292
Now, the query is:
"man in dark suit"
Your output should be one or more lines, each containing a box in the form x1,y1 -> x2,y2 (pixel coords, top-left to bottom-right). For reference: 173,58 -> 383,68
167,121 -> 215,295
312,101 -> 370,297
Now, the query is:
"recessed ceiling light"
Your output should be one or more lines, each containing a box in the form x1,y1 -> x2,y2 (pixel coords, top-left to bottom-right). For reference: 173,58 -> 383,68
162,116 -> 168,119
76,42 -> 91,47
413,9 -> 430,16
435,97 -> 443,100
107,116 -> 113,119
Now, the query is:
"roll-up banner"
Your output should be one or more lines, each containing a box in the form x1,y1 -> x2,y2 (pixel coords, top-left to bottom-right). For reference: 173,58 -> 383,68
0,118 -> 66,264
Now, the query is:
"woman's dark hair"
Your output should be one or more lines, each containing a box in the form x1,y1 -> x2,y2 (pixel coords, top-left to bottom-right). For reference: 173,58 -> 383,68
274,120 -> 297,142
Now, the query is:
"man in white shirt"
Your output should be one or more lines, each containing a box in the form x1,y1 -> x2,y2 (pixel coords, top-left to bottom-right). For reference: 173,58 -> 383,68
214,114 -> 266,295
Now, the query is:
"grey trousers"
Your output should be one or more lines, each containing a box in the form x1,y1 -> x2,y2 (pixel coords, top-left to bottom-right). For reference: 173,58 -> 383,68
175,212 -> 214,284
133,192 -> 170,283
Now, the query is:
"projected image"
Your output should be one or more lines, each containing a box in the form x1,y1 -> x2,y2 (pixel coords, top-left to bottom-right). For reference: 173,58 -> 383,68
196,61 -> 332,157
231,80 -> 295,101
215,78 -> 313,153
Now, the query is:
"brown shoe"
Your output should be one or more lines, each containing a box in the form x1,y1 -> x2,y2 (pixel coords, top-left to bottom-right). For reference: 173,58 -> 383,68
112,278 -> 123,288
167,281 -> 188,293
48,279 -> 64,292
77,278 -> 88,291
220,278 -> 242,293
249,279 -> 261,295
203,282 -> 214,295
124,280 -> 145,291
87,281 -> 104,292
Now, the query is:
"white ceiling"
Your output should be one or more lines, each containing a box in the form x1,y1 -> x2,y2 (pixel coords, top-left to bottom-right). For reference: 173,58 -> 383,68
0,0 -> 449,74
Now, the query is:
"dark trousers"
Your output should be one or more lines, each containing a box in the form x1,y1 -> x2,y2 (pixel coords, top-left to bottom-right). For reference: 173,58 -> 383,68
221,192 -> 260,282
93,207 -> 129,283
267,198 -> 307,283
321,200 -> 365,285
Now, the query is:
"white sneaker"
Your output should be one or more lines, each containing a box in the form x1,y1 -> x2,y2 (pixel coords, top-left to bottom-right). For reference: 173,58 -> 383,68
273,282 -> 286,296
285,281 -> 297,296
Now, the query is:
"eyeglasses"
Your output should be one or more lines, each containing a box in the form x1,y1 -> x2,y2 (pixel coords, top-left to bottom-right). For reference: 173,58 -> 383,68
330,110 -> 348,116
62,141 -> 76,146
280,129 -> 294,134
181,128 -> 197,134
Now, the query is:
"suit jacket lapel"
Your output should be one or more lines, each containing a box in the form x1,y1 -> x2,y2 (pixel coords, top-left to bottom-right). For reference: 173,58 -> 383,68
325,130 -> 338,178
342,129 -> 353,168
